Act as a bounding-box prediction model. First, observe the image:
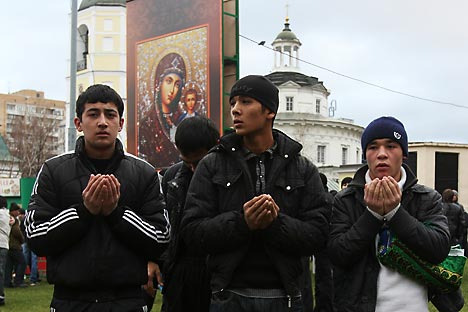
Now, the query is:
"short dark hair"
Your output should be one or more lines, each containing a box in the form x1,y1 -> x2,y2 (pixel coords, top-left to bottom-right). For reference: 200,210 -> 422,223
0,196 -> 6,209
9,202 -> 20,212
442,189 -> 454,203
341,177 -> 353,188
319,173 -> 328,191
175,116 -> 219,156
76,84 -> 124,120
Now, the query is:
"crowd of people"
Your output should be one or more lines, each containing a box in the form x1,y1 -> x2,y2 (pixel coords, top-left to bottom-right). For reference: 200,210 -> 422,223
0,77 -> 464,311
0,199 -> 41,306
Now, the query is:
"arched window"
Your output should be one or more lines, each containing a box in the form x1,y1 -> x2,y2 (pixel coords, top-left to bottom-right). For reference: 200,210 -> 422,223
77,24 -> 89,71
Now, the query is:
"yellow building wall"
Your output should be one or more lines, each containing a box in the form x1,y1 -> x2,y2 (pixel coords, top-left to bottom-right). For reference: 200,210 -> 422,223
95,16 -> 122,33
93,55 -> 121,70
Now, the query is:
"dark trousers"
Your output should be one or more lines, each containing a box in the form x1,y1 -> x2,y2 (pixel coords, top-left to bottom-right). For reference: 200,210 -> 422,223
0,248 -> 7,299
22,243 -> 39,283
162,257 -> 211,312
313,251 -> 335,312
210,290 -> 303,312
4,248 -> 25,287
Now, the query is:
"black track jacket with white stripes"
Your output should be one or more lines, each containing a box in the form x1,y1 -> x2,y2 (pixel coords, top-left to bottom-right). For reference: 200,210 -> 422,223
25,137 -> 170,289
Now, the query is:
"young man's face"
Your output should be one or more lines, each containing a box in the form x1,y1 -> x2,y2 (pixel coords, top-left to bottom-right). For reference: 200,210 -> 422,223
74,102 -> 123,159
230,95 -> 274,137
366,138 -> 404,180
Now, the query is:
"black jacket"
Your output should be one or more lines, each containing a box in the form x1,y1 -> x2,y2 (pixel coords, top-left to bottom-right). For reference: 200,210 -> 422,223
161,162 -> 206,268
329,164 -> 450,312
162,162 -> 211,311
25,137 -> 170,290
180,130 -> 330,296
443,202 -> 466,246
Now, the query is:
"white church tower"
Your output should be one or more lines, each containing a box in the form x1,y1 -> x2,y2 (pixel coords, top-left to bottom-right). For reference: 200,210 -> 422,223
272,16 -> 302,73
266,16 -> 364,188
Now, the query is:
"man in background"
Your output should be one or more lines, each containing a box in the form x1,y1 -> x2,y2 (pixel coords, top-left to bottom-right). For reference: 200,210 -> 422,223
313,173 -> 335,312
18,208 -> 39,286
4,203 -> 26,288
0,196 -> 11,305
329,116 -> 449,311
340,177 -> 352,190
156,116 -> 219,312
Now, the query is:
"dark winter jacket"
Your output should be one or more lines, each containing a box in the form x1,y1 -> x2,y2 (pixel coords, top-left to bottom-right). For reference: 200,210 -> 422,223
162,162 -> 192,264
329,164 -> 450,312
161,162 -> 206,271
180,129 -> 330,297
9,218 -> 24,251
25,137 -> 170,290
161,162 -> 211,311
442,202 -> 466,246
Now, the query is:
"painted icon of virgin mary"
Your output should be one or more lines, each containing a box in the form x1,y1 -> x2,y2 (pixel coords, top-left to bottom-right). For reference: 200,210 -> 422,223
138,52 -> 187,167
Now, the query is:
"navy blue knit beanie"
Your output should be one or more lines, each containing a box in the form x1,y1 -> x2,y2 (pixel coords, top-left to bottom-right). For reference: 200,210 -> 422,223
361,116 -> 408,159
229,75 -> 279,113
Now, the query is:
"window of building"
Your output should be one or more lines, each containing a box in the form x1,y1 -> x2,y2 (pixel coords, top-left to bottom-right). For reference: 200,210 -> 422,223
286,96 -> 293,111
356,148 -> 361,163
342,147 -> 348,165
77,25 -> 89,71
104,19 -> 113,31
405,151 -> 418,177
316,99 -> 321,113
317,145 -> 325,163
103,37 -> 113,51
7,104 -> 15,111
435,152 -> 458,194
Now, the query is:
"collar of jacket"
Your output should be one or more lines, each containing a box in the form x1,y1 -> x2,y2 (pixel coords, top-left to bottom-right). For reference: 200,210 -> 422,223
348,163 -> 418,192
74,136 -> 125,173
214,128 -> 303,158
166,162 -> 193,187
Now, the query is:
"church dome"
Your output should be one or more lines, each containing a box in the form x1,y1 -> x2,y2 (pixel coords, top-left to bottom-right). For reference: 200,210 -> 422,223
79,0 -> 126,11
273,18 -> 301,45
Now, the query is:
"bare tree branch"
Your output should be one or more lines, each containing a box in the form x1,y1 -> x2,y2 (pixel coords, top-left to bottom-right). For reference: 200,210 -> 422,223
6,112 -> 63,177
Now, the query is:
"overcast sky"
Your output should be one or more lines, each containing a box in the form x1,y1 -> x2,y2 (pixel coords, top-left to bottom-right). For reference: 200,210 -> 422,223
1,0 -> 467,144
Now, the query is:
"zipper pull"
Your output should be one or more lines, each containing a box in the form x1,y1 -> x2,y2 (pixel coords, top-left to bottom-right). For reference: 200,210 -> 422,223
287,295 -> 291,308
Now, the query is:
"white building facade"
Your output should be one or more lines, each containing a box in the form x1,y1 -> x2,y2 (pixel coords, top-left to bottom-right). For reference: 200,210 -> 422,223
266,18 -> 364,189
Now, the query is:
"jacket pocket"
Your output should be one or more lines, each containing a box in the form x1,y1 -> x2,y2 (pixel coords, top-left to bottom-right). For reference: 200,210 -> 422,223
273,176 -> 305,216
212,172 -> 245,212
